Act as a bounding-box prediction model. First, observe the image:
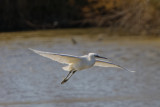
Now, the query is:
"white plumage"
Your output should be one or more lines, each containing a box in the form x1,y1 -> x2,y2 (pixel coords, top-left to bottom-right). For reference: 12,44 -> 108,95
29,48 -> 135,84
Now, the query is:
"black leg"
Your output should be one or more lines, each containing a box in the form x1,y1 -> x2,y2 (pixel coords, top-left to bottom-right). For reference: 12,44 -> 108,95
66,70 -> 76,80
64,70 -> 72,79
61,70 -> 72,84
61,70 -> 76,84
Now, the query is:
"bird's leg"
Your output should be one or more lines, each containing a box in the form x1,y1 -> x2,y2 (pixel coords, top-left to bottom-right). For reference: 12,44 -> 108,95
61,70 -> 73,84
66,70 -> 76,80
61,70 -> 76,84
65,70 -> 73,79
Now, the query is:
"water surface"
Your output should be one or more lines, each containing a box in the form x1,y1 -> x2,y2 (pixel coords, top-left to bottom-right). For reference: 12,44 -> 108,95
0,29 -> 160,107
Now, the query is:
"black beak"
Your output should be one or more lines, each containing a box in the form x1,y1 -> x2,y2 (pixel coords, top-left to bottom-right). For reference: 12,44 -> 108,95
95,55 -> 108,59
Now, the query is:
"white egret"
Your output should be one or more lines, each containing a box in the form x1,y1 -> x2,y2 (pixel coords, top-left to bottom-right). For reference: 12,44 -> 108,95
29,48 -> 135,84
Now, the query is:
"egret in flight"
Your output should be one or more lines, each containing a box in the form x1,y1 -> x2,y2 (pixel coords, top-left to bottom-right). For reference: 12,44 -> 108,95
29,48 -> 135,84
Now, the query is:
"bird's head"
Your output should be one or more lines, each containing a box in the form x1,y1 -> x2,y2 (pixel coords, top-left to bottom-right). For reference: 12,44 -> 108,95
88,53 -> 108,59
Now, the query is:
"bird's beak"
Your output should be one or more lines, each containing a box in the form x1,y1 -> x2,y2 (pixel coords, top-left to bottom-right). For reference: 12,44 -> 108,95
95,55 -> 108,59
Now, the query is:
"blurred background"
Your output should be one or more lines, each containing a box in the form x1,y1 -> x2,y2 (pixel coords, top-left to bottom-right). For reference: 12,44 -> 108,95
0,0 -> 160,107
0,0 -> 160,35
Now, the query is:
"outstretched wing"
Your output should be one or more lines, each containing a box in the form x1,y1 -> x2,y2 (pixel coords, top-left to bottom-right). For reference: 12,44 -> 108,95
29,48 -> 80,64
94,60 -> 121,68
94,59 -> 135,72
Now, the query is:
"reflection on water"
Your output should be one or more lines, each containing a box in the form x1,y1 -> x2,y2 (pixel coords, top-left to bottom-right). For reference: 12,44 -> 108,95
0,29 -> 160,107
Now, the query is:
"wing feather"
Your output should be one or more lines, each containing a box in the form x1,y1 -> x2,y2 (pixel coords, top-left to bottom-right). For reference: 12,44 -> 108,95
29,48 -> 80,64
94,60 -> 121,68
94,59 -> 134,72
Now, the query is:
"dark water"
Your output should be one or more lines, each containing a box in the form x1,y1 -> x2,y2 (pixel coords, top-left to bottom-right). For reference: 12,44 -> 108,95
0,31 -> 160,107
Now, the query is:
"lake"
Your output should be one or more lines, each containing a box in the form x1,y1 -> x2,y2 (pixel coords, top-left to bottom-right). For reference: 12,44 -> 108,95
0,28 -> 160,107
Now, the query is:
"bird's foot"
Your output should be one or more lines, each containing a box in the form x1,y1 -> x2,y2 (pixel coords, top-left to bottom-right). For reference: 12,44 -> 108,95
61,79 -> 68,84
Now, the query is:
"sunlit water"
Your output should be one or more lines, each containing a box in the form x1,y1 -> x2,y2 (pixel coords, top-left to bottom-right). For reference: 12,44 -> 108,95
0,30 -> 160,107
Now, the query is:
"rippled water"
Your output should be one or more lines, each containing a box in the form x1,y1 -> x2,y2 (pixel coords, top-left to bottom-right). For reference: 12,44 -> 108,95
0,30 -> 160,107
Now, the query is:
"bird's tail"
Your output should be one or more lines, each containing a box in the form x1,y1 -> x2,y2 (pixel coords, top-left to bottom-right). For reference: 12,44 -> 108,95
62,66 -> 71,71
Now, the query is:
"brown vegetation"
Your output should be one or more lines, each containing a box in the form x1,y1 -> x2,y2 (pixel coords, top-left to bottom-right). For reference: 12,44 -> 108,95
82,0 -> 160,35
0,0 -> 159,35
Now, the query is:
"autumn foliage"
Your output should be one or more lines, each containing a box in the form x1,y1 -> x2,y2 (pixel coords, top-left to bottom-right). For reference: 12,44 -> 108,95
82,0 -> 160,34
0,0 -> 159,34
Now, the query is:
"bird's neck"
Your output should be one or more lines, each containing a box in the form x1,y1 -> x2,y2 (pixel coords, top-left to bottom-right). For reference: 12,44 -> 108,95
85,55 -> 96,67
88,55 -> 95,62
